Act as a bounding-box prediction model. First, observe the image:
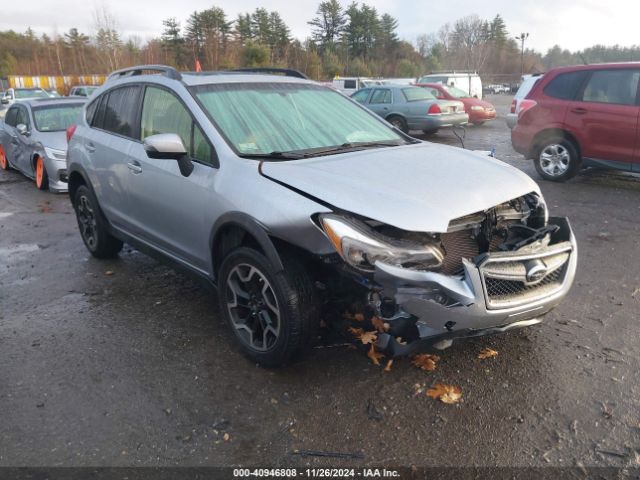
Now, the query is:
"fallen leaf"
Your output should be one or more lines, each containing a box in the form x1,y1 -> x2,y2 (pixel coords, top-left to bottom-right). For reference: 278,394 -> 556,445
105,271 -> 114,276
360,331 -> 377,345
478,348 -> 498,359
223,432 -> 230,442
367,345 -> 384,366
383,359 -> 394,372
426,383 -> 462,404
412,353 -> 440,372
353,313 -> 365,322
371,316 -> 390,332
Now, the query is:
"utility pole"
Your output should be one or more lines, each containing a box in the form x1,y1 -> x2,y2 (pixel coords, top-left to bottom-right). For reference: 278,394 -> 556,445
516,32 -> 529,76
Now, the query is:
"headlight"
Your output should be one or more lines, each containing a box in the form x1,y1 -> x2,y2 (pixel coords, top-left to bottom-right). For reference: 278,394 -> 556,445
44,147 -> 66,161
319,214 -> 444,272
470,105 -> 484,111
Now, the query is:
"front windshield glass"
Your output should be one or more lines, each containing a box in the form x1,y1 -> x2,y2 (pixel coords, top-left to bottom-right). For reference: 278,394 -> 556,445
443,85 -> 470,98
192,83 -> 404,156
33,104 -> 84,132
86,86 -> 98,95
15,89 -> 50,99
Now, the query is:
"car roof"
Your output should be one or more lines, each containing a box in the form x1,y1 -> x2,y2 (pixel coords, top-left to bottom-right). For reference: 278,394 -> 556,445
546,62 -> 640,75
23,98 -> 87,108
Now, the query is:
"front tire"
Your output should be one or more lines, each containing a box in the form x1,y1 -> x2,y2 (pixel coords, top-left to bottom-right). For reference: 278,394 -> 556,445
534,137 -> 580,182
422,129 -> 439,136
218,247 -> 320,367
73,184 -> 123,258
34,156 -> 49,190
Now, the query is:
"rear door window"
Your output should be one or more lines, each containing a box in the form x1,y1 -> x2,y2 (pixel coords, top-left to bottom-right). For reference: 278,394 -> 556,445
101,86 -> 141,138
581,69 -> 640,105
370,89 -> 392,104
543,71 -> 589,100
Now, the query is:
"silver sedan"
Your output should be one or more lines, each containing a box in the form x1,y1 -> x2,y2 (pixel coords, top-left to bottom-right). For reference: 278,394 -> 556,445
0,98 -> 85,192
351,84 -> 469,134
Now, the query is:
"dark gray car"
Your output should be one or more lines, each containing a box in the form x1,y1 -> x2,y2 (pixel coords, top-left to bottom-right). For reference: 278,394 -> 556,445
351,85 -> 469,134
66,65 -> 576,366
0,98 -> 85,191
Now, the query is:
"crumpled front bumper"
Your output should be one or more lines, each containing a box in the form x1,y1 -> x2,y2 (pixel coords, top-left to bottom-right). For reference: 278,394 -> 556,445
372,217 -> 577,356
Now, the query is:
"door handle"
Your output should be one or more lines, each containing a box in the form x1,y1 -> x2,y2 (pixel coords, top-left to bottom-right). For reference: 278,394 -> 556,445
127,162 -> 142,174
86,142 -> 96,153
571,107 -> 587,115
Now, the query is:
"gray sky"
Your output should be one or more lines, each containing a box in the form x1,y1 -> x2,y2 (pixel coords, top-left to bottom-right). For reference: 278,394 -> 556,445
1,0 -> 637,53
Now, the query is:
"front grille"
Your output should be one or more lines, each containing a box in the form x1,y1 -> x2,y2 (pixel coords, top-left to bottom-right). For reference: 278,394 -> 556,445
480,251 -> 570,310
485,267 -> 562,299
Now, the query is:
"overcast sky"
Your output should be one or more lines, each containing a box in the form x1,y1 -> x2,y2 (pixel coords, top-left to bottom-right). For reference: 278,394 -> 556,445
1,0 -> 637,53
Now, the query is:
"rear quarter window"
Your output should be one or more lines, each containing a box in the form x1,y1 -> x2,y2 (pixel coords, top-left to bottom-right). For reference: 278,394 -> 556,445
543,71 -> 589,100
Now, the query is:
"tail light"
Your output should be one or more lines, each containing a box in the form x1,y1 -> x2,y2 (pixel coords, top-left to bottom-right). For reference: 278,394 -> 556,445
510,99 -> 517,114
66,124 -> 77,142
518,99 -> 537,119
427,104 -> 442,115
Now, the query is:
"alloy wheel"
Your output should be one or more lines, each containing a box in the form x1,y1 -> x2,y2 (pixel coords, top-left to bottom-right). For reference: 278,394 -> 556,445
225,263 -> 281,352
539,144 -> 570,177
76,195 -> 98,250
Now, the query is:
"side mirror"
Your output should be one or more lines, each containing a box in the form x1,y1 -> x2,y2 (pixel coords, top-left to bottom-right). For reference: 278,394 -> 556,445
143,133 -> 193,177
1,98 -> 9,105
16,123 -> 29,136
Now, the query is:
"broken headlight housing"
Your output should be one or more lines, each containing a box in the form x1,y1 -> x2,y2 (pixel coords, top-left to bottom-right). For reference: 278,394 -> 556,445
319,214 -> 444,272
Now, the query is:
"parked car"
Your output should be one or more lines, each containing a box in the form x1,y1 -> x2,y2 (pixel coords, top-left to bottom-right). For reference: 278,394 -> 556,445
1,87 -> 51,107
485,84 -> 510,94
506,74 -> 543,129
46,89 -> 62,97
66,65 -> 576,366
0,98 -> 85,191
351,85 -> 468,134
69,85 -> 99,98
512,63 -> 640,181
417,73 -> 483,99
416,83 -> 496,125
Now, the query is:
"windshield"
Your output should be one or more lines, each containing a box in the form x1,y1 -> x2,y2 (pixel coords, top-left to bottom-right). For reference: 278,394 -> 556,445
33,104 -> 84,132
402,87 -> 435,102
443,85 -> 470,98
15,89 -> 50,99
85,86 -> 98,95
192,83 -> 404,156
418,75 -> 447,84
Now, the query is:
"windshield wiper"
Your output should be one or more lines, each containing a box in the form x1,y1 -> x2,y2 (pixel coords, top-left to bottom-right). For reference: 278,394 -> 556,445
237,151 -> 307,160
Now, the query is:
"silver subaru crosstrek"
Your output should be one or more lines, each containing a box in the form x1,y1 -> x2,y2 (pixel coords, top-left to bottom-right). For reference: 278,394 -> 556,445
66,65 -> 577,366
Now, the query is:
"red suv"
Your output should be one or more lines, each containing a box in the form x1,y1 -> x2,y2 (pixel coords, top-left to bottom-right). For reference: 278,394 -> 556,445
511,63 -> 640,181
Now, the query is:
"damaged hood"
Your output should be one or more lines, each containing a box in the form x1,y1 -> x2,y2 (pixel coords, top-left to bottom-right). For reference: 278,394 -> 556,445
260,142 -> 541,233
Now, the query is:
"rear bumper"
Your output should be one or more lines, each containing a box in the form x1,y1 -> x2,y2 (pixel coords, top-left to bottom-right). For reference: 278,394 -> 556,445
506,113 -> 518,129
408,113 -> 469,131
371,217 -> 577,356
511,125 -> 533,157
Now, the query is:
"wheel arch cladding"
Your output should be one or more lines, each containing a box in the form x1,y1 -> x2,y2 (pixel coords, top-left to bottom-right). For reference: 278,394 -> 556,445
210,212 -> 285,279
67,168 -> 89,206
533,128 -> 581,159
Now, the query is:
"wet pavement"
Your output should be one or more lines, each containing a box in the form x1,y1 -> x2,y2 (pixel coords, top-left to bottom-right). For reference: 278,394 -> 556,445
1,95 -> 639,468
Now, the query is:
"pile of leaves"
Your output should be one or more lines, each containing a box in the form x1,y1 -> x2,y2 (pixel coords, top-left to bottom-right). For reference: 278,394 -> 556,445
341,309 -> 499,406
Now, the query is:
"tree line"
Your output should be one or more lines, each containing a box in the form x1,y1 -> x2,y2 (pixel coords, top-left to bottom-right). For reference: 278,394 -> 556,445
1,2 -> 639,81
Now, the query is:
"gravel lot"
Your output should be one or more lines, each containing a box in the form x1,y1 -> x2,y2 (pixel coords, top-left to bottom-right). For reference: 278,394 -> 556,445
1,95 -> 639,469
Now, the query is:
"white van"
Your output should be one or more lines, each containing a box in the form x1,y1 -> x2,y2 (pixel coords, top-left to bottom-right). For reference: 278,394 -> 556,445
417,73 -> 483,99
332,77 -> 388,95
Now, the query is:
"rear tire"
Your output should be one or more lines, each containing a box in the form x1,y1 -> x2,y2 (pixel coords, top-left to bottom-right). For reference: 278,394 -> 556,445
533,137 -> 581,182
422,129 -> 439,136
387,115 -> 408,134
34,156 -> 49,190
0,145 -> 9,170
73,184 -> 123,258
218,247 -> 320,367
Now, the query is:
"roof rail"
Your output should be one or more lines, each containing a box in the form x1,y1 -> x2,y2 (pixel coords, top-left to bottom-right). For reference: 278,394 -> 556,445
230,67 -> 308,79
107,65 -> 182,81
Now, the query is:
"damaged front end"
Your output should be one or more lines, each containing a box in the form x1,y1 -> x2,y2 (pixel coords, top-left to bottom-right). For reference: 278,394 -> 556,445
318,193 -> 577,357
